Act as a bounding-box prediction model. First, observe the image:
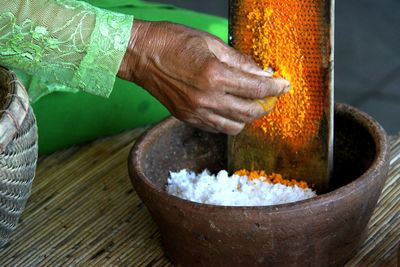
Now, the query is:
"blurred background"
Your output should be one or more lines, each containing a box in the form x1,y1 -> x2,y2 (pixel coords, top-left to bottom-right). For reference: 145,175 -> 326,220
145,0 -> 400,134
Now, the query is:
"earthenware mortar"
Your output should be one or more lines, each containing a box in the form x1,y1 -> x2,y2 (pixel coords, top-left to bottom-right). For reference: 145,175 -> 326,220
128,103 -> 390,267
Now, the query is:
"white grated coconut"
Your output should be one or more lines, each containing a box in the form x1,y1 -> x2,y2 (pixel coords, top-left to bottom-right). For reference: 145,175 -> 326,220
166,169 -> 317,206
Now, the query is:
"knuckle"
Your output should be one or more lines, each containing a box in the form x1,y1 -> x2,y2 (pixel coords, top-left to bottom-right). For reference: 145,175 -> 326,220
252,83 -> 265,98
189,94 -> 200,107
253,104 -> 269,118
236,53 -> 247,64
228,124 -> 244,135
243,117 -> 255,124
192,94 -> 212,110
243,77 -> 266,98
242,54 -> 255,65
213,119 -> 228,134
191,100 -> 202,111
185,35 -> 204,50
219,121 -> 244,135
194,98 -> 205,110
227,113 -> 244,124
202,61 -> 222,88
271,79 -> 284,95
240,115 -> 254,123
240,108 -> 261,122
276,84 -> 284,95
262,79 -> 279,96
235,107 -> 255,122
203,60 -> 218,76
245,106 -> 262,119
203,97 -> 218,110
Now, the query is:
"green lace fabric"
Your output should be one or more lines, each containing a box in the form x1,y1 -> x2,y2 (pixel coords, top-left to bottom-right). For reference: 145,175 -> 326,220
0,0 -> 133,102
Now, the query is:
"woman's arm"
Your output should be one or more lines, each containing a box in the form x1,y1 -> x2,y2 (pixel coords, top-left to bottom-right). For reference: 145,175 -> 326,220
0,1 -> 290,134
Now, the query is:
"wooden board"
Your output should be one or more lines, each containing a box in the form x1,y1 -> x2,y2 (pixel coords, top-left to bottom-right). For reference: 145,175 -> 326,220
0,129 -> 398,266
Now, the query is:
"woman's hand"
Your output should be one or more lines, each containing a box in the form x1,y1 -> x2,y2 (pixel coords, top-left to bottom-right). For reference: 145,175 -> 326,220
118,20 -> 290,135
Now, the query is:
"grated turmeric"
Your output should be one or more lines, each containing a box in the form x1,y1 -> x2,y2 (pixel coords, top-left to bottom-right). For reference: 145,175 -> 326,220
232,1 -> 326,149
234,169 -> 310,189
229,1 -> 330,190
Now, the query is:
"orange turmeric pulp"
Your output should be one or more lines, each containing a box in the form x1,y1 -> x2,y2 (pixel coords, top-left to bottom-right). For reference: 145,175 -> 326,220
234,169 -> 310,189
230,1 -> 329,189
232,1 -> 326,149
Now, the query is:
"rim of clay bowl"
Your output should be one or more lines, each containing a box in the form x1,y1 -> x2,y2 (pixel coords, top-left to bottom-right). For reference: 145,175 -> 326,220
130,103 -> 390,212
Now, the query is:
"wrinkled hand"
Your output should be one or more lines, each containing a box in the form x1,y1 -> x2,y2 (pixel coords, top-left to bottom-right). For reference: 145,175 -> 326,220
118,20 -> 290,135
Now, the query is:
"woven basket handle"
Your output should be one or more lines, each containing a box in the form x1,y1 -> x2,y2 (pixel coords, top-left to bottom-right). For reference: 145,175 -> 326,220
0,67 -> 30,153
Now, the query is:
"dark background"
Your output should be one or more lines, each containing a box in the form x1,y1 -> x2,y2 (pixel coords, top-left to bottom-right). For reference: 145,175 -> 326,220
145,0 -> 400,134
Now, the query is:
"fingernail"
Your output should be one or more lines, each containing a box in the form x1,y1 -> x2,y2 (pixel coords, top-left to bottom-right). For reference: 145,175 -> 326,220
254,68 -> 273,77
265,67 -> 274,76
257,71 -> 272,77
284,83 -> 291,93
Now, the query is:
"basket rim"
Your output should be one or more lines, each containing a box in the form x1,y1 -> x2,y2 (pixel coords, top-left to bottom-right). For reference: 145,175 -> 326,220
0,67 -> 15,113
0,67 -> 30,152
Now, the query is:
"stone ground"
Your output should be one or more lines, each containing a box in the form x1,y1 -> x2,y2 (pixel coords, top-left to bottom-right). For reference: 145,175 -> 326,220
145,0 -> 400,134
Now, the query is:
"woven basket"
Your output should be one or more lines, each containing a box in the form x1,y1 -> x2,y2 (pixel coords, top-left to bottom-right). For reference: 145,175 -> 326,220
0,67 -> 38,247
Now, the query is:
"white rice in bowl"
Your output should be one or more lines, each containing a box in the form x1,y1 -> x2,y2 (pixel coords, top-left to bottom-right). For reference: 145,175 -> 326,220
166,169 -> 317,206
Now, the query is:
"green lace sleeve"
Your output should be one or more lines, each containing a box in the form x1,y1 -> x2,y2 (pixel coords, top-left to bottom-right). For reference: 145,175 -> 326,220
0,0 -> 133,101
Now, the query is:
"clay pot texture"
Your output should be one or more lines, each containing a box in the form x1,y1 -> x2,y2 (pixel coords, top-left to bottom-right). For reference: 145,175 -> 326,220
128,103 -> 390,267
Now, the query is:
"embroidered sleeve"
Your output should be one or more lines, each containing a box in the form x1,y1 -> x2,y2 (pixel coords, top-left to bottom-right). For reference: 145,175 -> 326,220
0,0 -> 133,101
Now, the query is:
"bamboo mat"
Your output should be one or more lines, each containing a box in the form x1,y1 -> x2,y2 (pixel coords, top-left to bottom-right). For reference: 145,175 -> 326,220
0,129 -> 398,266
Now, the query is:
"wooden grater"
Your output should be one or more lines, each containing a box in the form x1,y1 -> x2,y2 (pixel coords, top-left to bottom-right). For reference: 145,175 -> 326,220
227,0 -> 334,193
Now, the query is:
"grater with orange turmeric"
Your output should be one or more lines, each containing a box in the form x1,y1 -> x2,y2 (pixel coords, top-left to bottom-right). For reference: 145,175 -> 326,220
228,0 -> 334,193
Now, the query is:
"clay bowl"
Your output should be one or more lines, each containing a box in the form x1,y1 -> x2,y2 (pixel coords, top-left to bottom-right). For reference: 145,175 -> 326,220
128,103 -> 390,267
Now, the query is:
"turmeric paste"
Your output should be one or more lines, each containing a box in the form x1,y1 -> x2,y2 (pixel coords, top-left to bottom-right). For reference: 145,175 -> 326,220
234,169 -> 310,189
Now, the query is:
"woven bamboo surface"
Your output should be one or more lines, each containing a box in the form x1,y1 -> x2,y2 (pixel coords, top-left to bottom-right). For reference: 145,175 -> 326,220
0,128 -> 398,266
